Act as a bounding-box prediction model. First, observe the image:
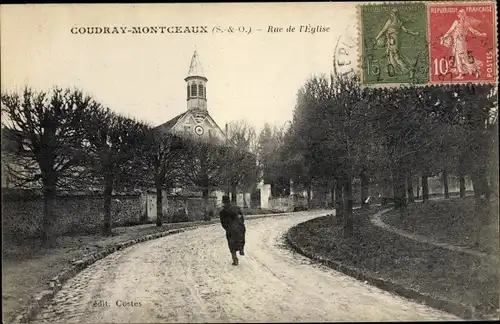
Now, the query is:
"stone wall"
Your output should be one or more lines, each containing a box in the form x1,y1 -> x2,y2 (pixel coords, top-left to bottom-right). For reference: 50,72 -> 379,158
2,194 -> 142,239
141,191 -> 218,223
268,197 -> 294,212
163,196 -> 217,222
2,191 -> 224,240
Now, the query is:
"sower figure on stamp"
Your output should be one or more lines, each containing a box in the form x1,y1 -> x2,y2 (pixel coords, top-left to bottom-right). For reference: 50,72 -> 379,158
220,195 -> 246,266
374,8 -> 420,77
440,9 -> 487,80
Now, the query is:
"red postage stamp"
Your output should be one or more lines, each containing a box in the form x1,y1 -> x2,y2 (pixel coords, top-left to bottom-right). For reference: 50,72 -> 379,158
428,2 -> 497,84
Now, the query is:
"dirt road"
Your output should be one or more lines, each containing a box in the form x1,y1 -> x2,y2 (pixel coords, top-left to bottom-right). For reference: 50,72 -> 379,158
32,211 -> 461,323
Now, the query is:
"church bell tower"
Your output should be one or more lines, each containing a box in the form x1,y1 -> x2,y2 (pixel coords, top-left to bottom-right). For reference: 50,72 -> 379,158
185,51 -> 207,111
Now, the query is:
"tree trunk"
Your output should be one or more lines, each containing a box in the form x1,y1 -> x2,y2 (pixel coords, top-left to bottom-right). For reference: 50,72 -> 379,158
321,184 -> 329,208
335,178 -> 343,225
393,164 -> 407,212
202,186 -> 211,221
103,175 -> 113,236
326,185 -> 330,208
422,174 -> 429,202
42,186 -> 57,247
458,152 -> 467,198
360,170 -> 369,209
471,171 -> 481,200
416,176 -> 420,199
156,178 -> 163,227
330,182 -> 335,209
381,171 -> 392,207
471,168 -> 490,212
407,171 -> 415,203
231,184 -> 237,204
459,174 -> 466,198
469,117 -> 491,211
443,168 -> 450,199
307,182 -> 312,210
488,122 -> 499,200
343,176 -> 354,237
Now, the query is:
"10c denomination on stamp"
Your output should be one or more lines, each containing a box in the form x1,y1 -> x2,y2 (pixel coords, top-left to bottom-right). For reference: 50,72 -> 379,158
359,2 -> 429,86
428,2 -> 497,84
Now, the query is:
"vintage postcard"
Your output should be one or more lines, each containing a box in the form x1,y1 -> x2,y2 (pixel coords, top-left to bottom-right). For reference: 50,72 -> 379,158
1,2 -> 498,324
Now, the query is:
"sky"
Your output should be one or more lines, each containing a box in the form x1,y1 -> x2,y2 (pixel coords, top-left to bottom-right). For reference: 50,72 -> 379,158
1,3 -> 359,134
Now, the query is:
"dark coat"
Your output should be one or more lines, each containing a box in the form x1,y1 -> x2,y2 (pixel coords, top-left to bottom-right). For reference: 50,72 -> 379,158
220,204 -> 246,252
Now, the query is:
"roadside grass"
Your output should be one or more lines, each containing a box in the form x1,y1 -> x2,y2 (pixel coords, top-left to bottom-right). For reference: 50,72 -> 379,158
288,203 -> 499,318
383,197 -> 499,256
2,207 -> 282,323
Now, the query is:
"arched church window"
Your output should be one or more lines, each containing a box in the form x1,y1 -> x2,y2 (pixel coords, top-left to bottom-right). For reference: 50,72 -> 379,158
198,84 -> 204,97
187,85 -> 190,98
191,84 -> 197,97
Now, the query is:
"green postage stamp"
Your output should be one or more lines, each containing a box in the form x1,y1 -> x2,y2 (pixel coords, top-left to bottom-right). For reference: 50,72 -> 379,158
359,2 -> 429,85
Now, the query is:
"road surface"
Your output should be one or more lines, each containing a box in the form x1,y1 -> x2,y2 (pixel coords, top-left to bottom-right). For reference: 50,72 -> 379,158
32,210 -> 461,323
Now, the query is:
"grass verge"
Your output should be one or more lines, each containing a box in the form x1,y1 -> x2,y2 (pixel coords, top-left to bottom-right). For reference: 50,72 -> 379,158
382,197 -> 499,256
287,205 -> 499,319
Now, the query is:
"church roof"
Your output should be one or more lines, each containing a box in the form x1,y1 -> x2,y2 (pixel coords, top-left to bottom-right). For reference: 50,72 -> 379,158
186,50 -> 205,79
154,110 -> 227,142
155,111 -> 188,133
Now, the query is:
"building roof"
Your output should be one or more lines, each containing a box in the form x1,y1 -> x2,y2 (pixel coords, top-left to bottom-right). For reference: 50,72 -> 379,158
154,111 -> 188,132
186,50 -> 205,79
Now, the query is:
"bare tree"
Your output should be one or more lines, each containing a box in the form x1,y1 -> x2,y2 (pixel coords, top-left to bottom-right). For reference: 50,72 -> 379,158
142,129 -> 186,226
257,122 -> 290,197
82,106 -> 147,235
226,120 -> 260,204
1,87 -> 96,245
227,119 -> 259,153
181,137 -> 226,220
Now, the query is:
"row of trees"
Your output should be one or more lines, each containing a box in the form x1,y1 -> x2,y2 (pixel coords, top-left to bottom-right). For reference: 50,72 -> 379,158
257,75 -> 498,237
2,78 -> 497,242
1,87 -> 260,245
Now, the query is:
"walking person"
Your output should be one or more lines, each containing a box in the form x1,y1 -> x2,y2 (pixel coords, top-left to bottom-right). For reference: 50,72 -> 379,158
219,195 -> 246,266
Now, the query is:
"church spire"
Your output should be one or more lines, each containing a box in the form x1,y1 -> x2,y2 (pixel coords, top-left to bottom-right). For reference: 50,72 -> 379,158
187,50 -> 205,79
185,50 -> 208,111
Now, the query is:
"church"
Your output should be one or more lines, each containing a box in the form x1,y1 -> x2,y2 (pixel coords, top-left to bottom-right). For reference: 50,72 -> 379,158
142,51 -> 249,221
155,51 -> 226,142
